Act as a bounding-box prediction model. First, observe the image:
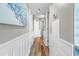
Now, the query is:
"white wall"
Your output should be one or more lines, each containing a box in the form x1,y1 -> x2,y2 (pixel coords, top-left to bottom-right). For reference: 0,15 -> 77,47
27,7 -> 34,55
56,4 -> 74,44
49,4 -> 73,56
0,5 -> 34,56
0,4 -> 29,44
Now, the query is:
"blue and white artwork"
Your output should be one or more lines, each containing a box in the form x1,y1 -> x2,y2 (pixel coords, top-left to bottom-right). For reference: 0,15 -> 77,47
0,3 -> 27,26
74,3 -> 79,47
74,3 -> 79,56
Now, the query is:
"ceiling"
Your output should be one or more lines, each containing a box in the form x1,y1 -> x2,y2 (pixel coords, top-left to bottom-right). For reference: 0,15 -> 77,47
28,3 -> 50,15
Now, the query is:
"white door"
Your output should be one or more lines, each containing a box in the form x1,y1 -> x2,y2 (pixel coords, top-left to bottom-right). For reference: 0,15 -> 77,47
34,18 -> 41,37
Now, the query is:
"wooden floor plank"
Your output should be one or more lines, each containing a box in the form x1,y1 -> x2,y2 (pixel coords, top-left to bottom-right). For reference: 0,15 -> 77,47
29,37 -> 49,56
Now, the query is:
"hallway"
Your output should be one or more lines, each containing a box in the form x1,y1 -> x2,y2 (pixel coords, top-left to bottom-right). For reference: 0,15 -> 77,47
0,3 -> 73,56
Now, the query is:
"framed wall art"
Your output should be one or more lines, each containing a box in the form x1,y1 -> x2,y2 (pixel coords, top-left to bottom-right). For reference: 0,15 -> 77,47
0,3 -> 28,26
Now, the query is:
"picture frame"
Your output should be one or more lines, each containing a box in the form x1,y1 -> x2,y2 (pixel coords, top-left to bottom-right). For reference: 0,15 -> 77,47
0,3 -> 28,26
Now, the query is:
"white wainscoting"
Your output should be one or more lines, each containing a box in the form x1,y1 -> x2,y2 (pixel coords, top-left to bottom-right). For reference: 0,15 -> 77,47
49,19 -> 73,56
0,33 -> 33,56
52,38 -> 73,56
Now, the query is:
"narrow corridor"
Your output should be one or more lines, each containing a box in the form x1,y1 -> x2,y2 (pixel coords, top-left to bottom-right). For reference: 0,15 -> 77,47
0,3 -> 73,56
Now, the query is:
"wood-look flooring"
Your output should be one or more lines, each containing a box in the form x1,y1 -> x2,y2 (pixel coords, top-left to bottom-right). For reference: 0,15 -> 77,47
29,37 -> 49,56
